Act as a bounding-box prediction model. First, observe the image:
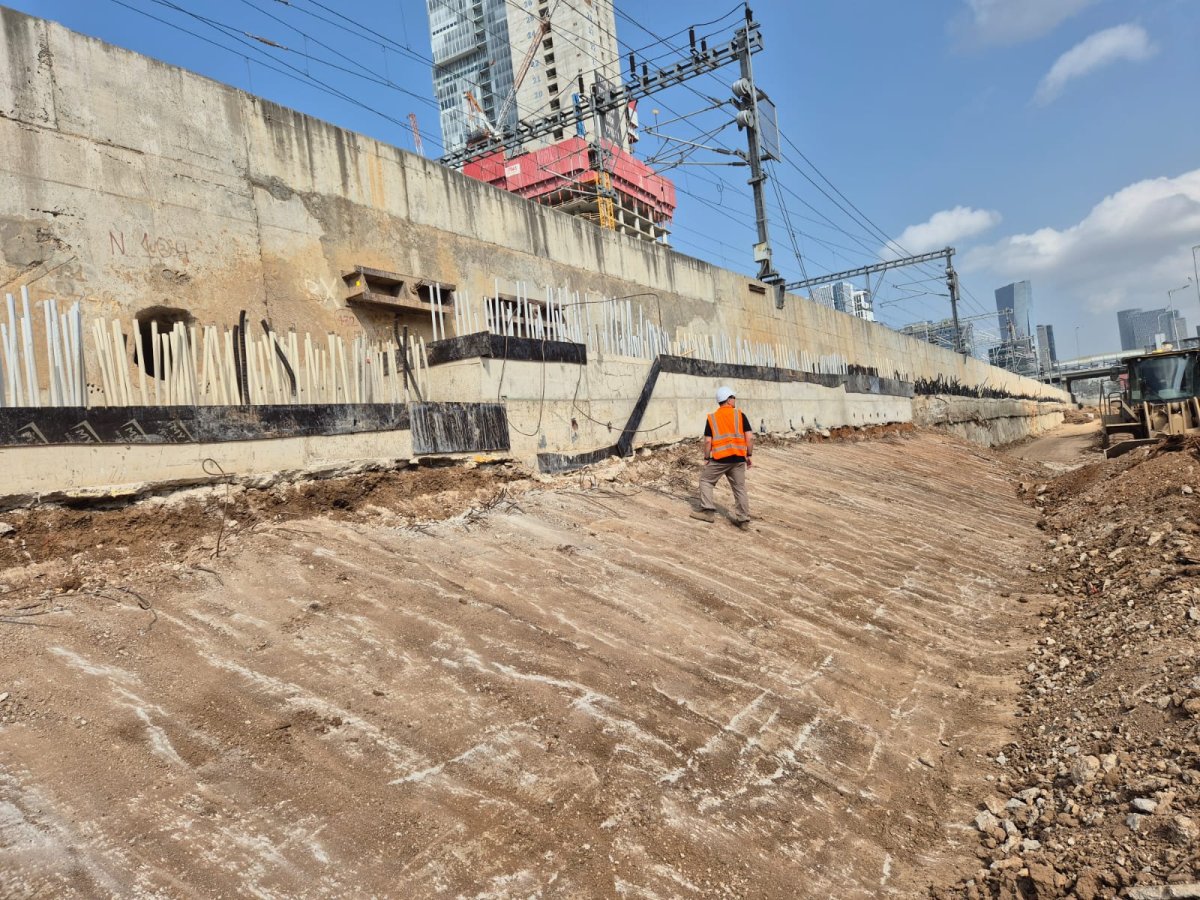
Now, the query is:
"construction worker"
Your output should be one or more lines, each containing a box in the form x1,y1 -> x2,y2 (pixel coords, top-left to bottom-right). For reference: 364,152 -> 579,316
691,385 -> 753,526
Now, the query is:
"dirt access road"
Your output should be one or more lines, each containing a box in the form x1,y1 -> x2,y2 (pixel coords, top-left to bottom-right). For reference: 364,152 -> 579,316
1005,420 -> 1100,471
0,432 -> 1048,898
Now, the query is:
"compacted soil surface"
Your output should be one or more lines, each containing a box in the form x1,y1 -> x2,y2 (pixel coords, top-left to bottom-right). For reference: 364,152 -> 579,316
0,430 -> 1050,898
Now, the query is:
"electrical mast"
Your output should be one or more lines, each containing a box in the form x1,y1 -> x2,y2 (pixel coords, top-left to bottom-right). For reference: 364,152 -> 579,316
730,5 -> 780,287
785,247 -> 967,354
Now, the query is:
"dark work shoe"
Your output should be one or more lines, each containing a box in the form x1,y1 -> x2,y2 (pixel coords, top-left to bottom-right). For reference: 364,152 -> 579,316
690,510 -> 716,523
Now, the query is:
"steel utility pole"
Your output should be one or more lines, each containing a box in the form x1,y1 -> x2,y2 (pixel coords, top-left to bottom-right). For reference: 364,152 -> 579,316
784,247 -> 968,354
731,5 -> 780,288
945,258 -> 964,354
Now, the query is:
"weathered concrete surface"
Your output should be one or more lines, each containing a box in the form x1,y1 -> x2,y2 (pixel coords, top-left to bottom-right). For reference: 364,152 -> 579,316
0,433 -> 1041,897
0,6 -> 1066,409
0,428 -> 417,506
913,395 -> 1065,447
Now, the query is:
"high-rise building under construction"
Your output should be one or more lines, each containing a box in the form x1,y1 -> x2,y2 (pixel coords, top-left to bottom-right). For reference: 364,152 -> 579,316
427,0 -> 676,242
428,0 -> 625,157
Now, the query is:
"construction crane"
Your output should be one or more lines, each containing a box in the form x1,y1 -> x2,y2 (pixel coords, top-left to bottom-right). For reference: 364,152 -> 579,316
493,13 -> 551,142
463,90 -> 497,141
408,112 -> 424,158
784,247 -> 966,353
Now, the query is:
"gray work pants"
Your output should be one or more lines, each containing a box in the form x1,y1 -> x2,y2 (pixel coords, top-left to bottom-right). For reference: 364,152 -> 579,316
698,459 -> 749,519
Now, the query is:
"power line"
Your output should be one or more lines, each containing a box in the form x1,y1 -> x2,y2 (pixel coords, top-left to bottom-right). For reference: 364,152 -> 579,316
602,5 -> 988,316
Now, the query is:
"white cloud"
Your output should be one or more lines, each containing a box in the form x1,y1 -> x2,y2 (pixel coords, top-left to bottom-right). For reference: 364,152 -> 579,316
958,0 -> 1097,45
1034,24 -> 1157,105
963,170 -> 1200,349
887,206 -> 1002,257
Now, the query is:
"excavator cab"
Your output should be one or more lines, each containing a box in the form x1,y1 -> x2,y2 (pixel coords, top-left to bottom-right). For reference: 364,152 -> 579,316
1102,348 -> 1200,457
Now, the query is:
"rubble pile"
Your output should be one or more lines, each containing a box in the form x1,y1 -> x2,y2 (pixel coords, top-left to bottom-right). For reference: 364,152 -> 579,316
935,446 -> 1200,899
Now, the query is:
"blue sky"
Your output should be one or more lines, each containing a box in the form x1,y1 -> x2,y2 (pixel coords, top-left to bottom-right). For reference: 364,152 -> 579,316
7,0 -> 1200,356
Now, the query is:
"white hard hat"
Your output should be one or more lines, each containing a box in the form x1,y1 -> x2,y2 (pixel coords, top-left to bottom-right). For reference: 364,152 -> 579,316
715,385 -> 735,403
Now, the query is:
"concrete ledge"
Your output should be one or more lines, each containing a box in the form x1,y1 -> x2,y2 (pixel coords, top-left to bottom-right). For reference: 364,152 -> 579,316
0,403 -> 410,446
0,430 -> 423,509
427,332 -> 587,366
656,356 -> 914,399
0,401 -> 511,451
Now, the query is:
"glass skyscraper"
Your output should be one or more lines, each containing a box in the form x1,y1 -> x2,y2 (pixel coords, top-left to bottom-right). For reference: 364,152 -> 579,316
1116,308 -> 1188,351
995,281 -> 1032,341
428,0 -> 622,158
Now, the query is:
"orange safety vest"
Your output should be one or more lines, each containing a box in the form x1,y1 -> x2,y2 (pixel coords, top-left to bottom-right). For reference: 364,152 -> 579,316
707,405 -> 748,460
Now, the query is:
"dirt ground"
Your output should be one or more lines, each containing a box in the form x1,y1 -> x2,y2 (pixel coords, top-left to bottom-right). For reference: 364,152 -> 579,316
933,423 -> 1200,899
0,427 -> 1058,898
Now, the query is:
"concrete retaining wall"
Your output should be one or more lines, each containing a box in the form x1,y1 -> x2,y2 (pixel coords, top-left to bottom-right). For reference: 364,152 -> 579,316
0,8 -> 1071,501
0,7 -> 1066,403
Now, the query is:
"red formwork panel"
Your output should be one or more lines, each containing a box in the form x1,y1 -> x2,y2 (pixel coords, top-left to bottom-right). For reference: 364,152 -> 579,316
463,138 -> 676,222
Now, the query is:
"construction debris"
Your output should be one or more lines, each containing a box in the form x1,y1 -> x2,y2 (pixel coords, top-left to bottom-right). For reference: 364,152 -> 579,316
933,443 -> 1200,899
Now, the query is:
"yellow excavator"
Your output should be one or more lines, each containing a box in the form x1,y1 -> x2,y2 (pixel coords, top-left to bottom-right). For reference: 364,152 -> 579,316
1102,347 -> 1200,457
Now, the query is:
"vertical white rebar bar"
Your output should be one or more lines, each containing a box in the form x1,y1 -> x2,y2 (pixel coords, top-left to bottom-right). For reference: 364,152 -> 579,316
113,320 -> 133,406
131,318 -> 148,406
42,301 -> 60,407
20,287 -> 39,406
49,299 -> 68,405
3,294 -> 19,404
0,322 -> 8,407
150,320 -> 162,406
338,336 -> 351,404
98,319 -> 117,407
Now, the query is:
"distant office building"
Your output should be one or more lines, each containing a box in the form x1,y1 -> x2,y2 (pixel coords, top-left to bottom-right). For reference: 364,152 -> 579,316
429,0 -> 622,156
810,282 -> 872,319
1116,307 -> 1188,351
900,319 -> 973,355
1160,312 -> 1188,347
809,284 -> 835,310
851,290 -> 875,322
831,281 -> 855,314
1035,324 -> 1057,374
1117,308 -> 1140,351
995,281 -> 1033,341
